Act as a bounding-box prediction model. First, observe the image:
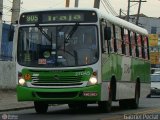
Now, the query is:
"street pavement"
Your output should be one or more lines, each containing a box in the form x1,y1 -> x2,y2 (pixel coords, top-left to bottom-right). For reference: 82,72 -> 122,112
0,90 -> 33,112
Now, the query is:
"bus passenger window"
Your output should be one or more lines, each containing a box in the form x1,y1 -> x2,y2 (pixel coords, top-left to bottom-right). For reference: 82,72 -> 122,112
144,36 -> 149,60
128,31 -> 132,56
112,25 -> 117,52
115,26 -> 122,54
105,22 -> 115,53
108,24 -> 114,52
137,34 -> 142,58
124,29 -> 130,56
141,35 -> 145,59
130,32 -> 136,57
135,33 -> 139,57
121,28 -> 126,55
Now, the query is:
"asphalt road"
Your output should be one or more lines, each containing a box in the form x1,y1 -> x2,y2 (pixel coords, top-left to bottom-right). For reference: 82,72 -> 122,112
0,97 -> 160,120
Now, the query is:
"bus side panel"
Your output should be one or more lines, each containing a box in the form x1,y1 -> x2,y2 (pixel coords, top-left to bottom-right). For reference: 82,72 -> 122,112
116,55 -> 135,99
131,58 -> 150,98
101,53 -> 150,101
101,53 -> 135,100
101,53 -> 119,101
101,53 -> 112,101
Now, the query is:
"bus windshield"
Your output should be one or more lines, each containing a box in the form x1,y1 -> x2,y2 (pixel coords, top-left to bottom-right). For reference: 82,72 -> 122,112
17,25 -> 98,67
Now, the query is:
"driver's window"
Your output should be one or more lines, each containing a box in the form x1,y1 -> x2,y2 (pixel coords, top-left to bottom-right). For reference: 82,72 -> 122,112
104,22 -> 114,53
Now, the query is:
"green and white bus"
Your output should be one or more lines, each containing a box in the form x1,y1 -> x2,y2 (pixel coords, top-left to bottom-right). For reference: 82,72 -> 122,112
16,8 -> 150,113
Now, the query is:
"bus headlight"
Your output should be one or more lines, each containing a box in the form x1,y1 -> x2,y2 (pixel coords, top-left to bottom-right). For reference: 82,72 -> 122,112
19,78 -> 26,86
88,76 -> 98,85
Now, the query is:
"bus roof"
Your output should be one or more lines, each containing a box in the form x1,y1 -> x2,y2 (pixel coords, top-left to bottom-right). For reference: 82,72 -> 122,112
95,9 -> 148,35
20,8 -> 148,35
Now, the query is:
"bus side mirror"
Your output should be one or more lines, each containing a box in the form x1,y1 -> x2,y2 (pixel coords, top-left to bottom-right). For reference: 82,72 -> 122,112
104,27 -> 111,40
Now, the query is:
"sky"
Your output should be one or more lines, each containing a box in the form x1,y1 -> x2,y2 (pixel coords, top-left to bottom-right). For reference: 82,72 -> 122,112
2,0 -> 160,23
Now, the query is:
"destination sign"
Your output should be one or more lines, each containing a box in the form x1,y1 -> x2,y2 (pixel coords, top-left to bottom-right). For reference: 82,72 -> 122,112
25,15 -> 39,23
42,14 -> 84,22
19,10 -> 97,24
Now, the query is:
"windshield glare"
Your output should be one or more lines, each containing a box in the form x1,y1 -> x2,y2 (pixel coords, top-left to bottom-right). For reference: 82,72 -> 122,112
17,25 -> 98,67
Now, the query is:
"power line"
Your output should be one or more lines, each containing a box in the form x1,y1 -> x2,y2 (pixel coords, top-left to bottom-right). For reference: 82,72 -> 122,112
106,0 -> 118,15
100,0 -> 110,13
102,0 -> 118,16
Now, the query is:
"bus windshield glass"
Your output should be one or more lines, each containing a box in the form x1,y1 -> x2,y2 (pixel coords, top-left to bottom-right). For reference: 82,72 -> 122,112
17,25 -> 98,67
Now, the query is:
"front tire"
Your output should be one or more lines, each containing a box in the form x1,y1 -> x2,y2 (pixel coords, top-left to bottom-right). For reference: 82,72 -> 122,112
98,84 -> 112,112
98,100 -> 112,112
34,102 -> 48,114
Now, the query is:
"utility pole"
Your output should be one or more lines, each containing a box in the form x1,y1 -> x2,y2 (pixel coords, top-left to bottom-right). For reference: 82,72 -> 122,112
0,0 -> 3,56
75,0 -> 79,7
11,0 -> 20,61
66,0 -> 70,7
127,0 -> 130,21
135,0 -> 142,25
128,0 -> 147,25
136,0 -> 146,25
11,0 -> 21,24
0,0 -> 3,21
119,9 -> 122,18
119,9 -> 121,18
94,0 -> 100,8
119,9 -> 127,19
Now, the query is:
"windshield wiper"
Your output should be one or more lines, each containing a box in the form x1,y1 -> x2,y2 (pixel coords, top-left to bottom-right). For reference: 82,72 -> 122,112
65,22 -> 79,42
35,23 -> 51,42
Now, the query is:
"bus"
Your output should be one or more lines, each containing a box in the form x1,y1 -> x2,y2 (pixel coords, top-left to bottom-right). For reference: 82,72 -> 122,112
16,8 -> 150,113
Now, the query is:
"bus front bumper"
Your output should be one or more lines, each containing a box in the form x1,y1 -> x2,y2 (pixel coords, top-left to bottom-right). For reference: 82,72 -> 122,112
17,84 -> 101,103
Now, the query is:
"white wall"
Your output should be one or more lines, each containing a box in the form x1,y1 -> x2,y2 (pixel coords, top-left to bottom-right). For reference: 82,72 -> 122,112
0,61 -> 16,89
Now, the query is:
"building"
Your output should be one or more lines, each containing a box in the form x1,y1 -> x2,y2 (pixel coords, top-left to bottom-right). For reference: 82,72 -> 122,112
129,14 -> 160,34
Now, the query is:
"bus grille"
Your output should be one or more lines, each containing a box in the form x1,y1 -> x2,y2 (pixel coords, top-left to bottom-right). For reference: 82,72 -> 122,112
31,75 -> 83,86
35,92 -> 78,98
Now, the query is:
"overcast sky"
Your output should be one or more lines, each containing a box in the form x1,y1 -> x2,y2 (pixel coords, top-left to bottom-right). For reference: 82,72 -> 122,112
3,0 -> 160,23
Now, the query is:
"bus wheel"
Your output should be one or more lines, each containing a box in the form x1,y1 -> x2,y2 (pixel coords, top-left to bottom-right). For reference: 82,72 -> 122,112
119,83 -> 140,109
34,102 -> 48,114
98,86 -> 112,112
119,100 -> 129,109
129,83 -> 140,109
98,101 -> 112,113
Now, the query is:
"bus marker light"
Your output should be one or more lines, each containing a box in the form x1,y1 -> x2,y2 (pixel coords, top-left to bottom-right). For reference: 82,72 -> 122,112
92,72 -> 97,76
83,92 -> 98,97
24,74 -> 31,80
